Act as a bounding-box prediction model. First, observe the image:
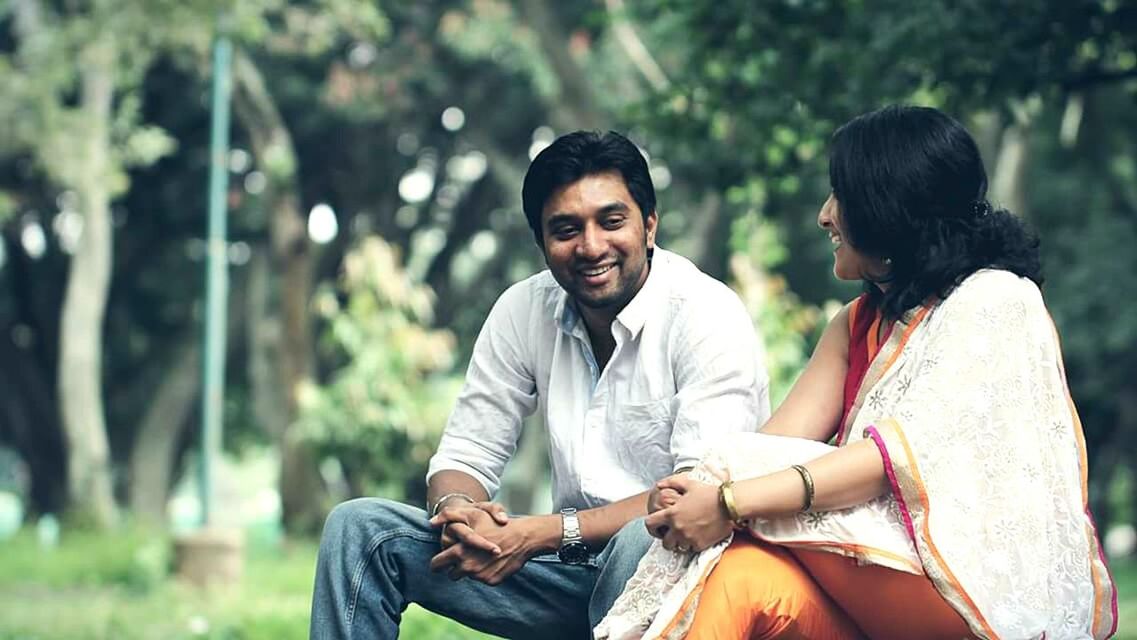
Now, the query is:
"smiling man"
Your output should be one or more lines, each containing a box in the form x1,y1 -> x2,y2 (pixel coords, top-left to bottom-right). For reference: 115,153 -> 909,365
310,131 -> 770,639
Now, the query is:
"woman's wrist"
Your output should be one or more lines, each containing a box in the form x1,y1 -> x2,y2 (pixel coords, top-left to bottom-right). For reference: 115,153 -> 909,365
733,468 -> 813,521
790,464 -> 816,512
718,481 -> 745,527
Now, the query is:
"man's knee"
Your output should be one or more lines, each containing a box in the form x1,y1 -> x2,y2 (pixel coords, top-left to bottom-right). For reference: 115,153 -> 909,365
319,497 -> 424,550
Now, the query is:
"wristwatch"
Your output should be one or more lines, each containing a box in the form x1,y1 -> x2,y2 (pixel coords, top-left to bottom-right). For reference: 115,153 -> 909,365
557,507 -> 589,565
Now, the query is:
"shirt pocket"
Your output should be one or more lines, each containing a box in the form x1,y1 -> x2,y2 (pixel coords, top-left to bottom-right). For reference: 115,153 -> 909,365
610,398 -> 675,479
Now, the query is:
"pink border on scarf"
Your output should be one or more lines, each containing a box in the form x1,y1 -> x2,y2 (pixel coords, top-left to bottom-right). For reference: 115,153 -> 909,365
865,425 -> 918,545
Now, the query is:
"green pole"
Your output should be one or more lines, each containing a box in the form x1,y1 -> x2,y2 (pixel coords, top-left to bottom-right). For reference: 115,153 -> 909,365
199,31 -> 233,528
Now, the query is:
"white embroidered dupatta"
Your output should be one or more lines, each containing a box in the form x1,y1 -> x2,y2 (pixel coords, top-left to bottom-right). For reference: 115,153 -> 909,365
595,270 -> 1117,640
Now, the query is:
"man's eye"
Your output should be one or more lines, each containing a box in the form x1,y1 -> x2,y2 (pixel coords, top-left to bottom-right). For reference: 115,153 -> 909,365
552,227 -> 577,238
602,217 -> 625,229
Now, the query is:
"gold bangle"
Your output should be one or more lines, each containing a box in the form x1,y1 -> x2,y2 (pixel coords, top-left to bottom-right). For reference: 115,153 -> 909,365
719,480 -> 744,526
791,464 -> 815,512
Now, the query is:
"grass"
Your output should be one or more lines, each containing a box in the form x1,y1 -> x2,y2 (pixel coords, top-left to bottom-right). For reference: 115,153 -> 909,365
0,527 -> 493,640
0,526 -> 1131,639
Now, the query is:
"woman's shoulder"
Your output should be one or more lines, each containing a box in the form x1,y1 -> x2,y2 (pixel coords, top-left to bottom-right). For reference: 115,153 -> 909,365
940,268 -> 1046,319
845,293 -> 878,335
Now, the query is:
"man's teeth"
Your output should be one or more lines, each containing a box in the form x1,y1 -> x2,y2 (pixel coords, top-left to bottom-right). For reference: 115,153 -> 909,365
582,265 -> 614,276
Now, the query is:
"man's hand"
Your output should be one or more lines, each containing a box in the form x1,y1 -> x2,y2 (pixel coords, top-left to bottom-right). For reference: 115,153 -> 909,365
430,500 -> 509,554
644,475 -> 732,554
647,472 -> 688,515
428,503 -> 508,582
429,514 -> 560,586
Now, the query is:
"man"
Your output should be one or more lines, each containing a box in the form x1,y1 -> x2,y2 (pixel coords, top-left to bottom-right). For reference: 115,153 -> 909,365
310,131 -> 770,639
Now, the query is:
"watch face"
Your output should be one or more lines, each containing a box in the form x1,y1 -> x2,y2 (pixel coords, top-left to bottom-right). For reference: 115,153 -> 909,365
557,541 -> 589,565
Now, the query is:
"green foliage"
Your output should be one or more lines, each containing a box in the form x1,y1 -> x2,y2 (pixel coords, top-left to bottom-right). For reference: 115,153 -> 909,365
629,1 -> 1137,509
728,213 -> 826,406
298,237 -> 462,501
0,0 -> 216,178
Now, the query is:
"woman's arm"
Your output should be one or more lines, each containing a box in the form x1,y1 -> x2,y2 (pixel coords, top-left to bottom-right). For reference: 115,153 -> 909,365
733,438 -> 889,518
646,439 -> 890,551
759,302 -> 853,441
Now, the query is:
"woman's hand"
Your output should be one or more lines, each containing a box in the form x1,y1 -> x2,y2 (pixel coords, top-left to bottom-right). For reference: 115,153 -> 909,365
644,475 -> 733,553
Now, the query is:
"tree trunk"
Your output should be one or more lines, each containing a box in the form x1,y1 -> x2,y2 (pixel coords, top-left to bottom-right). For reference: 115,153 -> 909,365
990,123 -> 1030,218
516,0 -> 604,131
127,339 -> 200,523
990,99 -> 1037,219
126,268 -> 249,525
57,41 -> 117,528
684,192 -> 723,270
0,335 -> 66,514
232,50 -> 326,534
246,249 -> 289,455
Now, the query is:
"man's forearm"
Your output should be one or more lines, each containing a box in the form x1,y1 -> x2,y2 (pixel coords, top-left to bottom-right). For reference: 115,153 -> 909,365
516,490 -> 651,556
578,490 -> 649,548
427,470 -> 491,514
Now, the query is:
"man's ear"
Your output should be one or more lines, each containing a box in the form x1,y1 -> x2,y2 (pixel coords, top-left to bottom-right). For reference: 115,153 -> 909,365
645,210 -> 659,248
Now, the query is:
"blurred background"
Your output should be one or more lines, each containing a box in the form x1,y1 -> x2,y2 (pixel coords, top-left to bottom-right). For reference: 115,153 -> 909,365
0,0 -> 1134,638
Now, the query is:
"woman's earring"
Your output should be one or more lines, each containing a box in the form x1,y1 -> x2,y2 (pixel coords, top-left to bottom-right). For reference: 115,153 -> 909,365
883,257 -> 893,266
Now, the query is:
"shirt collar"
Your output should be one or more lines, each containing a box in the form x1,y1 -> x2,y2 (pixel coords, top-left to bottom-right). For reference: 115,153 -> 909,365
614,248 -> 666,338
553,247 -> 667,339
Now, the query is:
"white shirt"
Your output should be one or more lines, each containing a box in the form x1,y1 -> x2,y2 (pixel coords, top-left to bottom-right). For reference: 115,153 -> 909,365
427,248 -> 771,511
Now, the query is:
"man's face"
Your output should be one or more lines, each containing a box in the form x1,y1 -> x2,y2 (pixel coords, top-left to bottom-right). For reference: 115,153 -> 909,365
540,170 -> 657,313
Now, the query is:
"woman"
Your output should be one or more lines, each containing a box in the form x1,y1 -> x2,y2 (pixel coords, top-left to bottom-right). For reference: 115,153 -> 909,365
595,106 -> 1117,640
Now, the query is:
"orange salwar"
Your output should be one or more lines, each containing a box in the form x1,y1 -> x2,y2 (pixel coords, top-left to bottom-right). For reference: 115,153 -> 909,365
685,537 -> 973,639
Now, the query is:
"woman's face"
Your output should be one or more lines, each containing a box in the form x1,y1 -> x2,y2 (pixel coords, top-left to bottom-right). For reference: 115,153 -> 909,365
817,193 -> 888,283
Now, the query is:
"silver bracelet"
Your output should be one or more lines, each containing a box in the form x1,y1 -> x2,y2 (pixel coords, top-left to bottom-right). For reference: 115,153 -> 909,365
430,492 -> 476,516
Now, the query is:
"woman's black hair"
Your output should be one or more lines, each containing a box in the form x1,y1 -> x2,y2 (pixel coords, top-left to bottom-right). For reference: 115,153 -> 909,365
829,105 -> 1043,319
522,130 -> 656,244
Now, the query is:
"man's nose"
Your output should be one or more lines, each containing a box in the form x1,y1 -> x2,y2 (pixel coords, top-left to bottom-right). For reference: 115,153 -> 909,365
575,223 -> 606,260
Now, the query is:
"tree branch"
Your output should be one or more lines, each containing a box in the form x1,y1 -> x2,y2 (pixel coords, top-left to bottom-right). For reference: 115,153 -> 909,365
1062,67 -> 1137,91
515,0 -> 604,130
604,0 -> 669,92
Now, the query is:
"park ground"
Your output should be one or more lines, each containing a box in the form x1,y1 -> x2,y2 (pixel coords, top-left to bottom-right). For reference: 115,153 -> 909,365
0,527 -> 1131,639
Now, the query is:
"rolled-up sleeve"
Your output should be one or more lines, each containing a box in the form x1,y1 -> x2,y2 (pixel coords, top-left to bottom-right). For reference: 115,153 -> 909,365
426,282 -> 538,497
669,290 -> 770,472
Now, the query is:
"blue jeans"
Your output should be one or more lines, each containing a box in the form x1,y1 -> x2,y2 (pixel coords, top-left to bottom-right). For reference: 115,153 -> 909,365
309,498 -> 653,639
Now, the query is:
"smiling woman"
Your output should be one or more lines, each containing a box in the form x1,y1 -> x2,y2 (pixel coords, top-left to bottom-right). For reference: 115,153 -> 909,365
597,106 -> 1117,640
817,193 -> 889,283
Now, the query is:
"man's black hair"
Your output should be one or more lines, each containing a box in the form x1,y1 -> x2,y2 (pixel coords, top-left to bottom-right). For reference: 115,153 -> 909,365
521,130 -> 656,245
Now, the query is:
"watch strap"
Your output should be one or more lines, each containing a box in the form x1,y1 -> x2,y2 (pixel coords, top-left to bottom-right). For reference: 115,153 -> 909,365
560,507 -> 583,545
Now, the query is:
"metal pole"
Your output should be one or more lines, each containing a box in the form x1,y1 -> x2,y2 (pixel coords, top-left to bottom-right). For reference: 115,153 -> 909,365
199,31 -> 232,528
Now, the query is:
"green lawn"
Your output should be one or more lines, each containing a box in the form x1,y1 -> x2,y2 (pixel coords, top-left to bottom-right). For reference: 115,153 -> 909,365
0,528 -> 493,640
0,527 -> 1131,639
